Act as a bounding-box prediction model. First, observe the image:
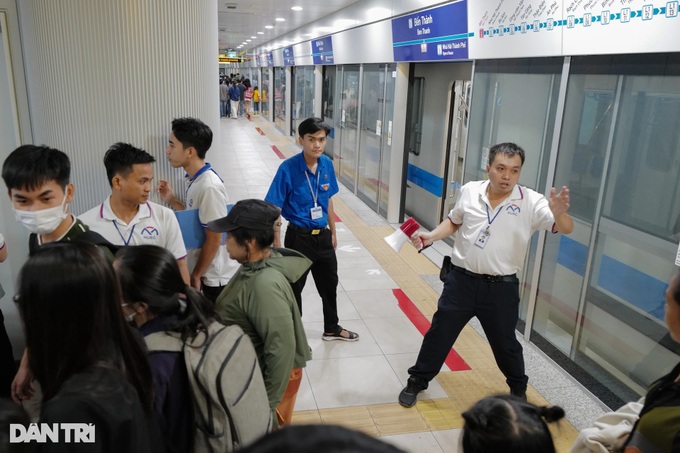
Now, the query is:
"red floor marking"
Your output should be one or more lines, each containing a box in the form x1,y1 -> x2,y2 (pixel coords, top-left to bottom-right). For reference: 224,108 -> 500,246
271,145 -> 286,159
334,213 -> 341,223
256,127 -> 265,135
393,288 -> 471,371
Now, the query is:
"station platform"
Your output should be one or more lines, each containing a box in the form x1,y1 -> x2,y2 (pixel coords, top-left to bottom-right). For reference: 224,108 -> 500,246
210,114 -> 608,452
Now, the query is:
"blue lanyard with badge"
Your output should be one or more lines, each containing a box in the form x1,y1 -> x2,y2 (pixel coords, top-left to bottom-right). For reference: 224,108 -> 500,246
475,204 -> 503,249
305,170 -> 323,220
113,221 -> 135,246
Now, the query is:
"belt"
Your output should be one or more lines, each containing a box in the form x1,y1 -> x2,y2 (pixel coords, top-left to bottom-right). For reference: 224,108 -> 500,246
451,264 -> 517,283
287,223 -> 327,235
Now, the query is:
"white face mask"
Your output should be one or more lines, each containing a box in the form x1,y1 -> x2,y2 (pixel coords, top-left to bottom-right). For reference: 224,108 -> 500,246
14,196 -> 69,235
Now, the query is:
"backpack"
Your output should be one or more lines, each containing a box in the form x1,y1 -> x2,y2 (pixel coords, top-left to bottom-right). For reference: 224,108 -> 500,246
145,322 -> 273,452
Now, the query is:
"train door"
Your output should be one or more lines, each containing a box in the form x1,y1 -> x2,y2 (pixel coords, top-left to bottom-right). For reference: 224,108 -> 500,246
336,65 -> 360,190
322,65 -> 337,159
403,62 -> 473,230
356,63 -> 397,213
441,80 -> 471,221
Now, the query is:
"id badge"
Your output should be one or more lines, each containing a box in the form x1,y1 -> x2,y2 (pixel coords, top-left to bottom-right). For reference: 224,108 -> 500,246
475,228 -> 490,249
310,205 -> 323,220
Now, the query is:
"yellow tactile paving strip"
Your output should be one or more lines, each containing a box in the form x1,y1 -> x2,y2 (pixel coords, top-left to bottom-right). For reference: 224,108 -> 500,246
253,118 -> 579,451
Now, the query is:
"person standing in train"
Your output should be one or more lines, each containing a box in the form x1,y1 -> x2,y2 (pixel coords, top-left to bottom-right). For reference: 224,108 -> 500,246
398,142 -> 573,408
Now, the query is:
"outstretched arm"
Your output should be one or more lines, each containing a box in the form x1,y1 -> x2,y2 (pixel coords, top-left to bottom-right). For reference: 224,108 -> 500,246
410,218 -> 460,250
550,186 -> 574,234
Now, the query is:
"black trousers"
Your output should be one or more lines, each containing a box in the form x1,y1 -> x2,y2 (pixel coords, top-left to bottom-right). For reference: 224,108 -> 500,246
0,309 -> 16,399
408,269 -> 528,392
284,228 -> 339,333
201,284 -> 226,305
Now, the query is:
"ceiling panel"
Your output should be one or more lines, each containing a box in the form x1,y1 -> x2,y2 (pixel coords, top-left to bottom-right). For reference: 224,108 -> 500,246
218,0 -> 359,53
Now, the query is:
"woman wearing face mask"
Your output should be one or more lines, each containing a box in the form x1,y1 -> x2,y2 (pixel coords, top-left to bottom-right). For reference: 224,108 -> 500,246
14,242 -> 162,452
114,245 -> 217,453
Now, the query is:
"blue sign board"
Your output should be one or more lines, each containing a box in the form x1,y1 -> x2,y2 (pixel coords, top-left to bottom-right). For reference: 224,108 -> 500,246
312,36 -> 334,64
266,52 -> 274,67
392,0 -> 469,62
283,46 -> 295,66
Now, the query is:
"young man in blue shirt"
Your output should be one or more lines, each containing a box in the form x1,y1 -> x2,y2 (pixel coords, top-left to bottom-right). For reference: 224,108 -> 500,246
265,117 -> 359,342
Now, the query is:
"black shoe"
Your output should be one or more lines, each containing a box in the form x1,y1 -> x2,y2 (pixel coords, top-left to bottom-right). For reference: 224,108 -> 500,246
398,377 -> 425,408
510,387 -> 527,401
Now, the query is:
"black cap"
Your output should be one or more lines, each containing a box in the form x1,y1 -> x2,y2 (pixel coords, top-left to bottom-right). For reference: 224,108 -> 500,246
206,199 -> 280,233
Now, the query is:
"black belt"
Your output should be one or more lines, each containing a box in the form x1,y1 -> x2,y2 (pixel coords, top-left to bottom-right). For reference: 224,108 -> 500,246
287,223 -> 327,235
451,264 -> 517,283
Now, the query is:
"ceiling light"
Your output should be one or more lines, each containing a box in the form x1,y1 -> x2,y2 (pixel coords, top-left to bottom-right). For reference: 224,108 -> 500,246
246,39 -> 252,42
291,6 -> 303,11
250,36 -> 257,39
303,33 -> 313,37
315,27 -> 331,33
265,25 -> 274,29
275,17 -> 285,22
257,32 -> 264,34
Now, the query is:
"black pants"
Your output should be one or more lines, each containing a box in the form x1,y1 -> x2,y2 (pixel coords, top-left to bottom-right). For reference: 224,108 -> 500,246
201,284 -> 226,305
408,269 -> 528,392
285,228 -> 339,333
0,309 -> 16,399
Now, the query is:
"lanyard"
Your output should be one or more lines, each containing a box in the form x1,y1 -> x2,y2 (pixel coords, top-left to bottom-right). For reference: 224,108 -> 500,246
113,222 -> 135,246
485,204 -> 503,226
305,169 -> 320,208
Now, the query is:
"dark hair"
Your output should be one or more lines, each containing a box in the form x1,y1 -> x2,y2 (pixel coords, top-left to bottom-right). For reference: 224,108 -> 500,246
244,78 -> 251,88
488,142 -> 526,166
462,394 -> 564,453
171,117 -> 213,159
230,226 -> 275,259
15,242 -> 153,414
254,86 -> 259,90
239,424 -> 406,453
104,142 -> 156,187
2,145 -> 71,191
298,117 -> 331,138
114,245 -> 217,341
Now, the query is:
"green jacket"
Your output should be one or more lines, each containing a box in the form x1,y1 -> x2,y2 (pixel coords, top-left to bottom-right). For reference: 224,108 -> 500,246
215,248 -> 312,410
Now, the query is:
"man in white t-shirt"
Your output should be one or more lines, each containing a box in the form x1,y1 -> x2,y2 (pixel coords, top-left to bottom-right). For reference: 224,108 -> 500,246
80,143 -> 189,282
157,117 -> 234,303
398,142 -> 574,408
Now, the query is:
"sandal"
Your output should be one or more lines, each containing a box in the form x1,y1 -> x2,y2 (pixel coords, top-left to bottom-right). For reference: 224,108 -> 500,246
322,325 -> 359,342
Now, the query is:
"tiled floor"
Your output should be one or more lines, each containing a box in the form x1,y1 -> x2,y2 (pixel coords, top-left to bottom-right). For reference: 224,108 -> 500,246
210,114 -> 607,452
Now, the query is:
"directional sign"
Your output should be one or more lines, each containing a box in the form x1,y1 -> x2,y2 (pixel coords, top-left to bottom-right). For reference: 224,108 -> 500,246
392,0 -> 470,62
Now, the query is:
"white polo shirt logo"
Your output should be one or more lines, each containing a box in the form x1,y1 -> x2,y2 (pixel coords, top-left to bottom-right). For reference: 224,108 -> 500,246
140,225 -> 159,239
506,204 -> 521,216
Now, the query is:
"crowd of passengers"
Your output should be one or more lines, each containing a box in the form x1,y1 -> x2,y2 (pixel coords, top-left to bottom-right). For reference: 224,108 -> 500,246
0,116 -> 677,452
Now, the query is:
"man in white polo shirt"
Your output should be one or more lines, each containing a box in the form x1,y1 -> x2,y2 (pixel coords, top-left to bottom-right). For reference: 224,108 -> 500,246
398,142 -> 574,408
80,142 -> 189,282
157,117 -> 233,303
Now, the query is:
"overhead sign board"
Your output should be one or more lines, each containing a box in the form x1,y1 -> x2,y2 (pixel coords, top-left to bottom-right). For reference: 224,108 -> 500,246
312,36 -> 334,64
391,0 -> 470,62
283,46 -> 295,66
